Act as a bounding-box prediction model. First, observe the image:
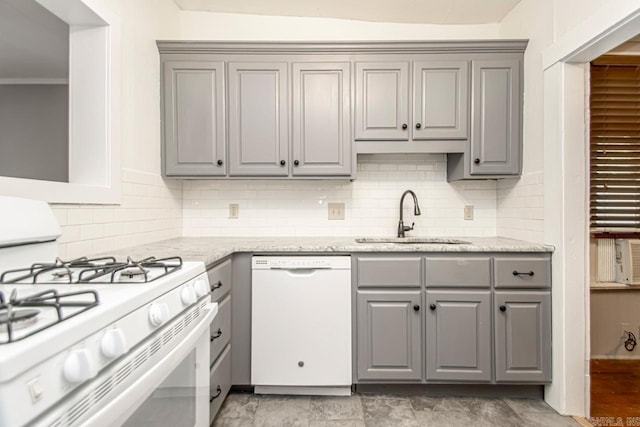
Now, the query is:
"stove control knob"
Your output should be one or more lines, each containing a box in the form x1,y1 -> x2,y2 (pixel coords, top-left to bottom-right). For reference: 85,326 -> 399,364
193,278 -> 209,298
101,329 -> 129,359
63,348 -> 97,384
181,286 -> 197,306
148,303 -> 170,327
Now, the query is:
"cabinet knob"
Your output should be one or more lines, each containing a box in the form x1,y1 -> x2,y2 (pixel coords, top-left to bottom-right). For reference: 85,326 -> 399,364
474,158 -> 480,165
298,361 -> 304,367
402,123 -> 408,130
415,123 -> 422,129
499,305 -> 507,312
217,160 -> 223,166
294,160 -> 300,166
429,304 -> 436,311
413,304 -> 420,312
280,160 -> 286,166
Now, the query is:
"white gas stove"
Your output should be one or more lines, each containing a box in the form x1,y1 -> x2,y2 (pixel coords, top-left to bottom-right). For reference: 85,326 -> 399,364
0,197 -> 216,427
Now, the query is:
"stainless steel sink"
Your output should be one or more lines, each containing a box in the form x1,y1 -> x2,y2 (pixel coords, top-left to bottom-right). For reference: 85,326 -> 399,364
355,237 -> 471,244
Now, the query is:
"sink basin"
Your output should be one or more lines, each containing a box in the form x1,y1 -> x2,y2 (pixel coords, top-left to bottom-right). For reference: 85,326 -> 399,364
355,237 -> 471,244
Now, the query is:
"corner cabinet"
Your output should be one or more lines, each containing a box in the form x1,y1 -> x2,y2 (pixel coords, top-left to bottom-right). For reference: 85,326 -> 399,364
162,61 -> 226,176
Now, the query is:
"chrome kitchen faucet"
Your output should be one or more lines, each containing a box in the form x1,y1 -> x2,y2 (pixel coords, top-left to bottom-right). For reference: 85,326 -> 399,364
397,190 -> 421,238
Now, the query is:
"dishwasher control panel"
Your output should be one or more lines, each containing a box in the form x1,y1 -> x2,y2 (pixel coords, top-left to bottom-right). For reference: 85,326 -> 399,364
251,256 -> 351,270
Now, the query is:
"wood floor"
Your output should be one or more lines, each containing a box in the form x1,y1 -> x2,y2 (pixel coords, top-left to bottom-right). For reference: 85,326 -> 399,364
591,359 -> 640,420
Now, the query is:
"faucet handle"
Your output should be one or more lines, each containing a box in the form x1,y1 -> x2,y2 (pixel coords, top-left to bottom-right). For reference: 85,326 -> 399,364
403,222 -> 415,232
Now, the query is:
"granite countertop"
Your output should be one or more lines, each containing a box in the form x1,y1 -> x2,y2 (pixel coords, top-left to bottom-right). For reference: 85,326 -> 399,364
107,237 -> 554,267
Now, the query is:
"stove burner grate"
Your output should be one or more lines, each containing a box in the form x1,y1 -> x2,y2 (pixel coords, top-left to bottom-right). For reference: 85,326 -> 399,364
0,308 -> 40,331
0,256 -> 183,284
0,288 -> 99,344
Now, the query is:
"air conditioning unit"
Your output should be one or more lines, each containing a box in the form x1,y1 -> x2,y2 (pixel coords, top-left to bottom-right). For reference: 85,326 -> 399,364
615,239 -> 640,285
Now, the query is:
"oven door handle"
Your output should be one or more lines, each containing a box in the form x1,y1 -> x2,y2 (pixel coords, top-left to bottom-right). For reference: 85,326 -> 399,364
79,302 -> 217,427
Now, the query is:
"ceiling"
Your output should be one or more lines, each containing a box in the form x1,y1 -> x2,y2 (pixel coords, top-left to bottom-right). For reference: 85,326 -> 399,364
0,0 -> 68,80
173,0 -> 522,25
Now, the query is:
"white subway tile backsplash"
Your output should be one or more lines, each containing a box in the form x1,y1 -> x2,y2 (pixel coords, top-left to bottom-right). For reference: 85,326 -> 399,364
183,154 -> 499,238
51,168 -> 183,257
497,171 -> 544,243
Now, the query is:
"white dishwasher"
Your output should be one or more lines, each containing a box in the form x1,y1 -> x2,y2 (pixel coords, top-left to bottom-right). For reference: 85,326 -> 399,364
251,256 -> 352,396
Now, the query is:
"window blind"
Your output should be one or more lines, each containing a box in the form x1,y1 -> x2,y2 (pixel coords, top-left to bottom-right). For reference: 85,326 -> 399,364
590,57 -> 640,232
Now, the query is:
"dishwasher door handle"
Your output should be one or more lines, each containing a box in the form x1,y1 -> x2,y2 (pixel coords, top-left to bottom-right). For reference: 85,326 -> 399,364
269,267 -> 332,271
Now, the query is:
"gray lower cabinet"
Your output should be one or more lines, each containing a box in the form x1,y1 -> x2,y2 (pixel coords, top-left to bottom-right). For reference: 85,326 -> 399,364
162,60 -> 226,176
292,62 -> 352,176
228,62 -> 289,176
425,290 -> 492,382
207,258 -> 232,422
356,290 -> 423,381
494,291 -> 551,382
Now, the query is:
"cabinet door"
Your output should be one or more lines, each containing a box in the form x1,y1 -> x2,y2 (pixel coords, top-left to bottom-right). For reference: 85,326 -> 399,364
228,62 -> 289,176
495,291 -> 551,383
163,61 -> 225,176
292,62 -> 352,176
413,61 -> 468,140
355,62 -> 409,140
470,59 -> 521,175
357,290 -> 422,381
425,290 -> 491,382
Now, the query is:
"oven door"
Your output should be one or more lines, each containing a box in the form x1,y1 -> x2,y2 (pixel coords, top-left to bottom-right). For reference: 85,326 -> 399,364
53,301 -> 216,427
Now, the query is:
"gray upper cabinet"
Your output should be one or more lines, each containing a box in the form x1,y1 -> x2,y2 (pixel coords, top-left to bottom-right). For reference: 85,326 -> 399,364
357,290 -> 423,381
470,59 -> 521,175
228,62 -> 289,176
163,61 -> 226,176
292,62 -> 352,176
425,290 -> 492,382
494,291 -> 551,383
413,61 -> 469,140
355,62 -> 410,140
447,58 -> 522,180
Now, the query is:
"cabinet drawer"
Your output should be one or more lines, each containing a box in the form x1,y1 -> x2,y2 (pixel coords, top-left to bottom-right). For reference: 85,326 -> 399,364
210,294 -> 231,366
356,256 -> 422,288
425,257 -> 490,288
208,258 -> 231,301
494,257 -> 550,289
209,344 -> 232,424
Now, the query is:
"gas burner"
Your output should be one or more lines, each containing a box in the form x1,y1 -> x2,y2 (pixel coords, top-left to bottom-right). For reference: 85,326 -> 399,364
118,267 -> 148,281
0,307 -> 40,331
0,256 -> 183,284
0,289 -> 99,344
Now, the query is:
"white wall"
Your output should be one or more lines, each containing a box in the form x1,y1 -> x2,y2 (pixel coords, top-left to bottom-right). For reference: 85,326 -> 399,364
183,154 -> 497,237
495,0 -> 554,243
179,11 -> 500,40
50,0 -> 184,258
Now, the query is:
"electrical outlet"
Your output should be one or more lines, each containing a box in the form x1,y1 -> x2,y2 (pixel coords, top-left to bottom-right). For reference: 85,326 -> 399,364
464,205 -> 474,220
328,203 -> 345,220
229,204 -> 239,219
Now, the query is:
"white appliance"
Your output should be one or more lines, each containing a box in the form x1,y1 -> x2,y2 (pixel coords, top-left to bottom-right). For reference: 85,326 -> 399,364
615,239 -> 640,285
251,256 -> 351,396
0,196 -> 217,427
